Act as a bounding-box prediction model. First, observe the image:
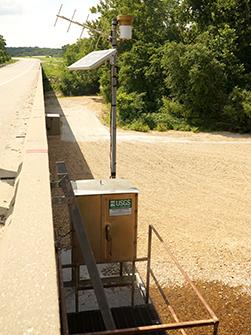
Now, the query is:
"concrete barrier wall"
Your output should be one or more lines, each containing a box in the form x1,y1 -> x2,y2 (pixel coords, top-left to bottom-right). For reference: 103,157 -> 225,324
0,67 -> 60,334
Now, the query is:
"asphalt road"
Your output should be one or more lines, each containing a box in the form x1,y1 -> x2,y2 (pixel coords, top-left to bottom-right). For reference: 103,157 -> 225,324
0,58 -> 40,222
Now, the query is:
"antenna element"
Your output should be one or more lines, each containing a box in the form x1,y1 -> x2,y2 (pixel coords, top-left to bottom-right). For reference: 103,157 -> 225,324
67,9 -> 77,32
54,4 -> 63,27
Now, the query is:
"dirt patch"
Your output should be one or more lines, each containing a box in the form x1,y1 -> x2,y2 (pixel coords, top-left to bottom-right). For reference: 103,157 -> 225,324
46,95 -> 251,334
150,281 -> 251,335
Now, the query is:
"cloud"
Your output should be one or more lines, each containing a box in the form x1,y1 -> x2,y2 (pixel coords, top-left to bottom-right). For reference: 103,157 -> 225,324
0,1 -> 23,16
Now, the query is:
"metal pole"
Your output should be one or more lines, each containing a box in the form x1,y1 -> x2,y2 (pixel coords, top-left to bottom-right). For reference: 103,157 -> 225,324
145,225 -> 152,303
110,18 -> 118,179
75,265 -> 79,312
119,262 -> 123,277
131,261 -> 136,306
213,321 -> 219,335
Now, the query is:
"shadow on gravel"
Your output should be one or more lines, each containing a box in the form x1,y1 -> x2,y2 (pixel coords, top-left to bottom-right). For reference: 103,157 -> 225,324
45,90 -> 94,247
45,91 -> 94,181
207,131 -> 251,139
150,281 -> 251,335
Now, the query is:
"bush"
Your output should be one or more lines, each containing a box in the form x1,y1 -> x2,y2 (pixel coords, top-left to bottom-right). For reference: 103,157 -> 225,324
151,98 -> 190,130
224,87 -> 251,131
161,40 -> 228,123
126,119 -> 150,132
60,69 -> 99,96
117,90 -> 146,123
59,38 -> 100,96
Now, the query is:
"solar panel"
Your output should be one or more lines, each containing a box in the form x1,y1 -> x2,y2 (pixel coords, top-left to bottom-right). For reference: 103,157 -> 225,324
68,49 -> 117,71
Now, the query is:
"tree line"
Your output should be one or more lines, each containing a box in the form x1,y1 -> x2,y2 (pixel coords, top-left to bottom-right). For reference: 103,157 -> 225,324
0,35 -> 10,65
59,0 -> 251,132
7,47 -> 63,57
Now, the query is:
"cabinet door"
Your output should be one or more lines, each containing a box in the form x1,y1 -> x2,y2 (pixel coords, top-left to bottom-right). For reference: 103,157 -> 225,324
102,193 -> 137,262
74,195 -> 102,263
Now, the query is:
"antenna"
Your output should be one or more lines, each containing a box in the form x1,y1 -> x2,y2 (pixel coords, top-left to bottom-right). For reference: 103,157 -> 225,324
54,4 -> 106,37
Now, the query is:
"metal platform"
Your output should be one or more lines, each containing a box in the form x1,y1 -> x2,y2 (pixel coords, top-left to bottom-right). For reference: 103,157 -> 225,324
68,304 -> 165,335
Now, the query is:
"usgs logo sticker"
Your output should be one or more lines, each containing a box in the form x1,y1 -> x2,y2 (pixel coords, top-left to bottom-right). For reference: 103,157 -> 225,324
109,199 -> 132,216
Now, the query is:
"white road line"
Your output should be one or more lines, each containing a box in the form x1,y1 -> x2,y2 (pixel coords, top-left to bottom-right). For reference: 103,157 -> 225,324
0,62 -> 36,88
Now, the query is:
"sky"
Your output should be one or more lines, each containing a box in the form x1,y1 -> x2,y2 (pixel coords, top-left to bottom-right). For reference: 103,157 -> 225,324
0,0 -> 100,48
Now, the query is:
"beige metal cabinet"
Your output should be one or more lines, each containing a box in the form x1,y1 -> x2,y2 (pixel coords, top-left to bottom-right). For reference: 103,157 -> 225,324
71,179 -> 139,264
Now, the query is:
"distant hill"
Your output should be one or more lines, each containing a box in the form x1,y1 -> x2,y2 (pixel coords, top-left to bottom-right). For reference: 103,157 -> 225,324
6,47 -> 63,57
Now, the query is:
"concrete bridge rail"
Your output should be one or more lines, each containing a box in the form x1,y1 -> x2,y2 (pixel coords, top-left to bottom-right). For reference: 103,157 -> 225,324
0,67 -> 60,334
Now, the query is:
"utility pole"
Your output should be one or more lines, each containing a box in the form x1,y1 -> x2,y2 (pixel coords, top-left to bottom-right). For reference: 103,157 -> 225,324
110,19 -> 118,179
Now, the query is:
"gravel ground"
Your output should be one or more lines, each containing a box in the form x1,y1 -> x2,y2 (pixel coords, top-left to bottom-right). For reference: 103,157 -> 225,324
47,95 -> 251,335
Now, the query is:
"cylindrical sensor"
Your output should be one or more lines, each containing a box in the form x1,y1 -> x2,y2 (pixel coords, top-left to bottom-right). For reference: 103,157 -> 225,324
117,15 -> 134,40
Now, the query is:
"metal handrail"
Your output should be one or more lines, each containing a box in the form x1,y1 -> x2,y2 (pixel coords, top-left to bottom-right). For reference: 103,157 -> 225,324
77,318 -> 217,335
56,249 -> 70,335
145,224 -> 219,335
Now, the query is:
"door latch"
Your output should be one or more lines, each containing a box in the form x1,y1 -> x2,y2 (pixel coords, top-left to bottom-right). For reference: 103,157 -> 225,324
105,224 -> 112,242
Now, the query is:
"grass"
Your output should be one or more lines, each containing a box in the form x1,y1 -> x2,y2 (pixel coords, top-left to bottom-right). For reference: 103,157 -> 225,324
0,58 -> 18,68
37,56 -> 65,93
7,58 -> 18,65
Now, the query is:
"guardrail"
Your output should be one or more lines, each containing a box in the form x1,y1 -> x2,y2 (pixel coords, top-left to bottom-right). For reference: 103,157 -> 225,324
0,65 -> 60,334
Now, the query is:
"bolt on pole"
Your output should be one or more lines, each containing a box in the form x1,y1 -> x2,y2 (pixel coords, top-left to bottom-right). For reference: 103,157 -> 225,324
110,18 -> 118,179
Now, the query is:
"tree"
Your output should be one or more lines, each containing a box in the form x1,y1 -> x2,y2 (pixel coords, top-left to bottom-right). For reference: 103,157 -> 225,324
0,35 -> 10,65
61,0 -> 251,132
89,0 -> 178,127
60,38 -> 100,96
159,0 -> 251,130
161,25 -> 244,124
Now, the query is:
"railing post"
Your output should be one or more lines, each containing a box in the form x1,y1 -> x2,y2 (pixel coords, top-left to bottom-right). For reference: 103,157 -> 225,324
213,320 -> 219,335
145,225 -> 152,303
75,264 -> 79,313
131,261 -> 136,306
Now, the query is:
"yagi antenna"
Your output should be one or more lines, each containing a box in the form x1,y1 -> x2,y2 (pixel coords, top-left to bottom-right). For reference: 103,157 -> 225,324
54,4 -> 106,38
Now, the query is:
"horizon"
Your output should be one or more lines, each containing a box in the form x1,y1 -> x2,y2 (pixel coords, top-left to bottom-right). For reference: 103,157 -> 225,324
6,46 -> 63,49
